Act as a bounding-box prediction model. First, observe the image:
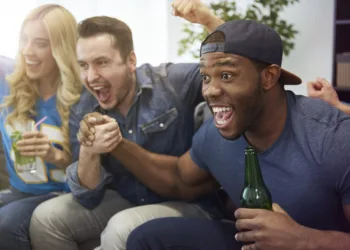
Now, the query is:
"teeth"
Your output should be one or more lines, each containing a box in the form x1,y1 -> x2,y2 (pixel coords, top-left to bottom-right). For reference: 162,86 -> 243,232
217,119 -> 228,125
26,60 -> 40,65
93,86 -> 105,90
213,107 -> 232,113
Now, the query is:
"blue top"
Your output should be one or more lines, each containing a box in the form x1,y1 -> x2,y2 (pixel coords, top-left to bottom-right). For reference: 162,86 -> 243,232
190,91 -> 350,232
0,57 -> 69,195
67,63 -> 224,218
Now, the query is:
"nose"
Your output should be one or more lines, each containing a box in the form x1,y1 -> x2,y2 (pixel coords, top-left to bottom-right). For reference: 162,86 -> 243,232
203,81 -> 223,99
22,41 -> 34,57
86,67 -> 99,83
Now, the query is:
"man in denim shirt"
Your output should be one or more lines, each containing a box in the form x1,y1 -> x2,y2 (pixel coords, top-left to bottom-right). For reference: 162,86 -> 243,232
29,13 -> 226,250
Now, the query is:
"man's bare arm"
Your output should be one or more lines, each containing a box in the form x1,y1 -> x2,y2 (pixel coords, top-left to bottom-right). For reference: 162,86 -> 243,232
335,102 -> 350,115
110,139 -> 219,200
77,147 -> 101,190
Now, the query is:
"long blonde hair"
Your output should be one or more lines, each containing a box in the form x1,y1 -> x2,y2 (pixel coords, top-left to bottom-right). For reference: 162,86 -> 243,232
1,4 -> 82,156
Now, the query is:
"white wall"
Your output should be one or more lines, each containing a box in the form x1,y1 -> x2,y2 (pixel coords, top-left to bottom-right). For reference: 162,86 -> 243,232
0,0 -> 36,58
0,0 -> 334,96
167,0 -> 335,96
0,0 -> 169,66
278,0 -> 334,95
39,0 -> 170,66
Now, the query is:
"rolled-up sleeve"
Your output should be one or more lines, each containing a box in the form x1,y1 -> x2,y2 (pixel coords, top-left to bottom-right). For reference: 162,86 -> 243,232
69,105 -> 82,163
66,161 -> 113,209
67,92 -> 113,209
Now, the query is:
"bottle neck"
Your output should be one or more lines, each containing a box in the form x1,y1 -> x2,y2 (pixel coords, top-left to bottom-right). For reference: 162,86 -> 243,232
244,152 -> 264,187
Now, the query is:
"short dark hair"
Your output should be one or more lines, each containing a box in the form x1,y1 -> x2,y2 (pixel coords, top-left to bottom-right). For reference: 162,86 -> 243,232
78,16 -> 134,62
251,60 -> 271,73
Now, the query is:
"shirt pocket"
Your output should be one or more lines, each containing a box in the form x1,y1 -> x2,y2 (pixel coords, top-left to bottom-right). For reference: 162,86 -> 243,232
141,108 -> 178,134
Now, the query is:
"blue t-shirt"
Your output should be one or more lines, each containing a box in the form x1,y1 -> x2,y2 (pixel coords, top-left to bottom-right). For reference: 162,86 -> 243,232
190,91 -> 350,232
0,66 -> 68,195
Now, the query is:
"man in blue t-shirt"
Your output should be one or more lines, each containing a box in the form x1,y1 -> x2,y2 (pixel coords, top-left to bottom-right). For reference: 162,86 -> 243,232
123,1 -> 350,250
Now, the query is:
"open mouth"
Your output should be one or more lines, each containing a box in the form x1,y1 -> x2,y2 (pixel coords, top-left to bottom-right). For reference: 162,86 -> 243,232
26,60 -> 41,70
212,106 -> 234,128
92,85 -> 111,103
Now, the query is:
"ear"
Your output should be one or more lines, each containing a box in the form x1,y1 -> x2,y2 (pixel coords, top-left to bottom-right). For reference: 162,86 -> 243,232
261,64 -> 280,91
126,51 -> 137,72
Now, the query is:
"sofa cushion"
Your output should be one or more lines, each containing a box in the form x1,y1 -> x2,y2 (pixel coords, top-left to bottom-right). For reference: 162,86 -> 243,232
0,56 -> 14,190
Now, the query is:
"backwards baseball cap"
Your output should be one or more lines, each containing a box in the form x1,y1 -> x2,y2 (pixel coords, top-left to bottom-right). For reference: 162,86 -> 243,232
200,20 -> 301,85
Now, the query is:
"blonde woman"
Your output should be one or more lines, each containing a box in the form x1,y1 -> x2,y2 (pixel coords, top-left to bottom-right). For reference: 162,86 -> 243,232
0,4 -> 81,250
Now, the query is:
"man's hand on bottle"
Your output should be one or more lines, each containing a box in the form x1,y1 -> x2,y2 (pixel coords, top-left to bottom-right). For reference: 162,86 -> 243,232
234,203 -> 309,250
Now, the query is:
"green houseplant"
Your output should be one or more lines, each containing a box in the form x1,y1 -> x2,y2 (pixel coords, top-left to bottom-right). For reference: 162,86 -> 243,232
178,0 -> 300,59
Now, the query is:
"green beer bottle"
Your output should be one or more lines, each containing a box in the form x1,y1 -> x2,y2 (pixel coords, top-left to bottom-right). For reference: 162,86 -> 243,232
240,146 -> 272,210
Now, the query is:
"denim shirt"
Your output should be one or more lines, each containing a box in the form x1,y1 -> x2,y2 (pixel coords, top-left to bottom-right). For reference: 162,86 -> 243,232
66,63 -> 226,218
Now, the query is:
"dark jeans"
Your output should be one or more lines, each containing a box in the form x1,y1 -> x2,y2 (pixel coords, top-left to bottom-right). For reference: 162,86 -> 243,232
126,217 -> 243,250
0,187 -> 57,250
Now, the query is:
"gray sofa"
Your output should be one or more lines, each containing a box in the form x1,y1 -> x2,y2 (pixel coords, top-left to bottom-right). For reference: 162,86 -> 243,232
0,134 -> 8,189
0,56 -> 14,190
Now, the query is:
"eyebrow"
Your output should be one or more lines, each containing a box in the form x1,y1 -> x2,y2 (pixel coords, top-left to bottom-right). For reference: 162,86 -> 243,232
77,56 -> 109,65
200,59 -> 238,69
21,33 -> 49,42
33,38 -> 49,42
93,56 -> 109,62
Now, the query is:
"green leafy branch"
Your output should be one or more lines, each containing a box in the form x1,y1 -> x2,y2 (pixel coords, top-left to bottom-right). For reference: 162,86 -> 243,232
178,0 -> 300,59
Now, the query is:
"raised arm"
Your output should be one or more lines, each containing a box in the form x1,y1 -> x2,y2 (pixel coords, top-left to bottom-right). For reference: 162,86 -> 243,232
172,0 -> 224,33
307,77 -> 350,115
334,102 -> 350,115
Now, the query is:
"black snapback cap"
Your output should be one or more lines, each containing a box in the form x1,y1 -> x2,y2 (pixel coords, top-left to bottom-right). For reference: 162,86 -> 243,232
200,20 -> 301,85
